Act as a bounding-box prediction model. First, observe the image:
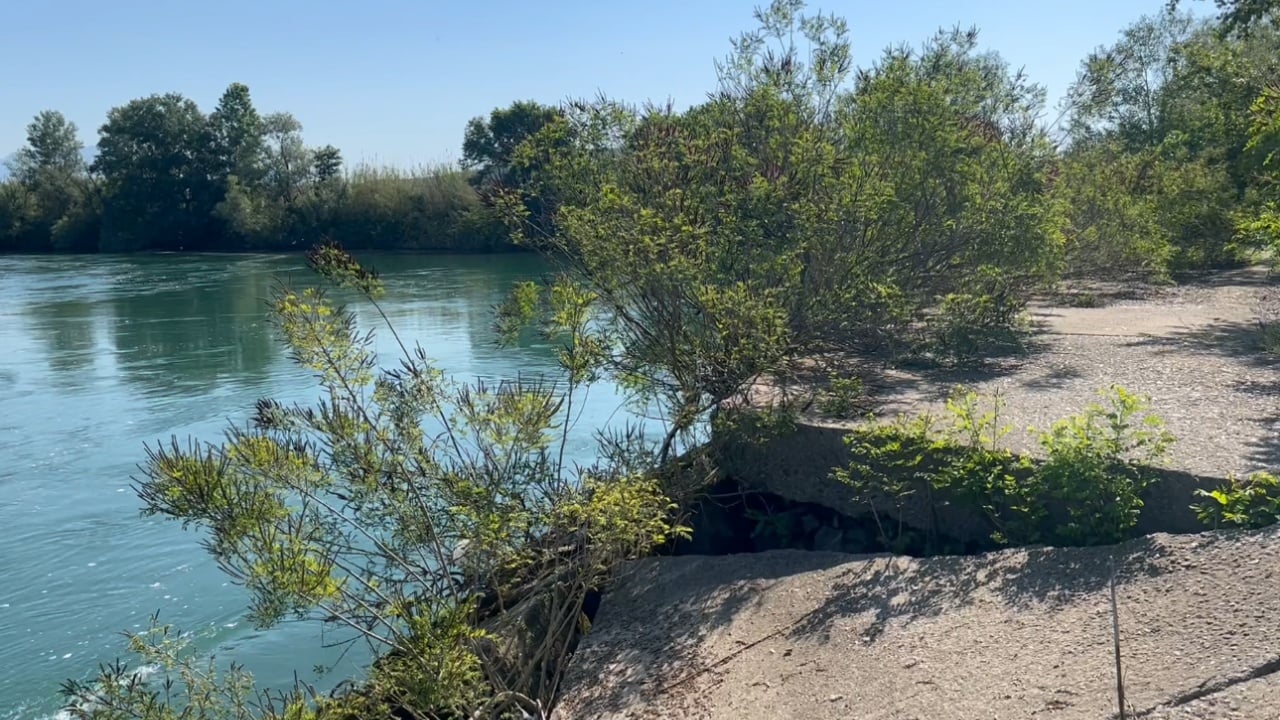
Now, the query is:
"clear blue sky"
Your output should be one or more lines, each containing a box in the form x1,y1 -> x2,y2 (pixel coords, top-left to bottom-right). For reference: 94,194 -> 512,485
0,0 -> 1207,169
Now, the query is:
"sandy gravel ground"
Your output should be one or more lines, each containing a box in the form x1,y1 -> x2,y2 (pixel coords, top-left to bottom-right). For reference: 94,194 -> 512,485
555,530 -> 1280,719
849,267 -> 1280,479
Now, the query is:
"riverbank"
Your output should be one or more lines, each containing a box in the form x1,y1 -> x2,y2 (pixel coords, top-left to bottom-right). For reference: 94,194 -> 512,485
549,267 -> 1280,717
0,252 -> 609,719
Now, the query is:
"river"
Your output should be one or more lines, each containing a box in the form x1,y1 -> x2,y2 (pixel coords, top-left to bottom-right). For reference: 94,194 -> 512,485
0,252 -> 636,718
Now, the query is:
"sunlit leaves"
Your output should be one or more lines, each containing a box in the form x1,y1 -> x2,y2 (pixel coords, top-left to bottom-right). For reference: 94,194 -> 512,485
501,4 -> 1059,464
1194,470 -> 1280,528
273,286 -> 374,389
305,241 -> 385,298
1240,85 -> 1280,249
834,385 -> 1174,550
121,247 -> 682,716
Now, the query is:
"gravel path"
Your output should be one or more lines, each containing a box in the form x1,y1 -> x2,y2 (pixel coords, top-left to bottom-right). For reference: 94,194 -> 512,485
857,267 -> 1280,479
555,530 -> 1280,719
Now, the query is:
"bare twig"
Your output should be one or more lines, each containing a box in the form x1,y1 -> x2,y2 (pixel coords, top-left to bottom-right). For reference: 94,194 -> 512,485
1111,562 -> 1127,720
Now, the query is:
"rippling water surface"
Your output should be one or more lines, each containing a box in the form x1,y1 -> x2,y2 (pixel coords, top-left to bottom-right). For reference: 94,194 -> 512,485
0,252 -> 632,718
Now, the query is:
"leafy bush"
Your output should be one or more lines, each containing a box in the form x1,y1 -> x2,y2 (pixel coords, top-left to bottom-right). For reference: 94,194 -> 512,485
65,244 -> 686,718
1239,86 -> 1280,257
1153,150 -> 1241,271
927,266 -> 1031,363
833,385 -> 1174,549
1194,471 -> 1280,529
1033,385 -> 1173,545
503,7 -> 1062,448
817,375 -> 866,419
324,165 -> 510,252
833,414 -> 935,551
1054,143 -> 1173,279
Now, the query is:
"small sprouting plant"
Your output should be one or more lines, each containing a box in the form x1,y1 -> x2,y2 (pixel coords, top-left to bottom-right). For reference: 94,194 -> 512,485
1068,292 -> 1102,308
1034,385 -> 1173,545
832,414 -> 933,550
1193,471 -> 1280,529
817,375 -> 865,419
936,387 -> 1042,545
943,385 -> 1009,452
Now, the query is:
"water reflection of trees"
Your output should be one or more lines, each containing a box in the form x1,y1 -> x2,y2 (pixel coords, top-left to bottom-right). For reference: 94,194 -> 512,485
25,299 -> 100,379
107,260 -> 281,398
363,252 -> 560,376
23,252 -> 562,399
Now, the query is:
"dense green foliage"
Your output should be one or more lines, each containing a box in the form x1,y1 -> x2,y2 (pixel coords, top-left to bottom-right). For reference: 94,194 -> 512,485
6,4 -> 1280,270
833,385 -> 1174,552
462,101 -> 563,192
1059,6 -> 1280,274
2,87 -> 510,254
497,9 -> 1062,459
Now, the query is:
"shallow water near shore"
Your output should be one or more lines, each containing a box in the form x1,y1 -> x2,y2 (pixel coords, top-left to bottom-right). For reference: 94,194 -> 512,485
0,252 -> 637,718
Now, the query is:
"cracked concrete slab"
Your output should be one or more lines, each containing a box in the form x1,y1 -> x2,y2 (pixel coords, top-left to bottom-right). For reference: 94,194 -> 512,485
554,530 -> 1280,719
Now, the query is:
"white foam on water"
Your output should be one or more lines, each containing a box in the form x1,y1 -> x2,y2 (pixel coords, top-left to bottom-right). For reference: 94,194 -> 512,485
35,662 -> 162,720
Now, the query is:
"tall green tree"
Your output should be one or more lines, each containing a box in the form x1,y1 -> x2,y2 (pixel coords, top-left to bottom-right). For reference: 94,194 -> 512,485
464,101 -> 569,240
1059,9 -> 1262,271
462,100 -> 563,188
311,144 -> 343,184
1238,85 -> 1280,249
1171,0 -> 1279,34
1066,9 -> 1197,148
261,112 -> 311,207
2,111 -> 96,252
1158,21 -> 1280,188
94,93 -> 216,251
7,110 -> 85,184
505,2 -> 1060,459
0,182 -> 40,252
207,82 -> 267,190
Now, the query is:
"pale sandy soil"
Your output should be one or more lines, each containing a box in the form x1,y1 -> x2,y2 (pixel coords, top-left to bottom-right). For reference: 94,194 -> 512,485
556,530 -> 1280,719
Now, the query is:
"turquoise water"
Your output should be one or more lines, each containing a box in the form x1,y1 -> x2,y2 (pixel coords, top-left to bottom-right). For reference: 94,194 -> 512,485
0,253 -> 633,718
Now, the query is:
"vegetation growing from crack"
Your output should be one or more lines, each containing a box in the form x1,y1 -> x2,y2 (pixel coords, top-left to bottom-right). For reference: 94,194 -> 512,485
1194,470 -> 1280,529
833,385 -> 1175,551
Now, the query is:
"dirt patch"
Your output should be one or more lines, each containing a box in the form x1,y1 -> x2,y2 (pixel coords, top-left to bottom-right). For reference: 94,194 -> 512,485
555,529 -> 1280,720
